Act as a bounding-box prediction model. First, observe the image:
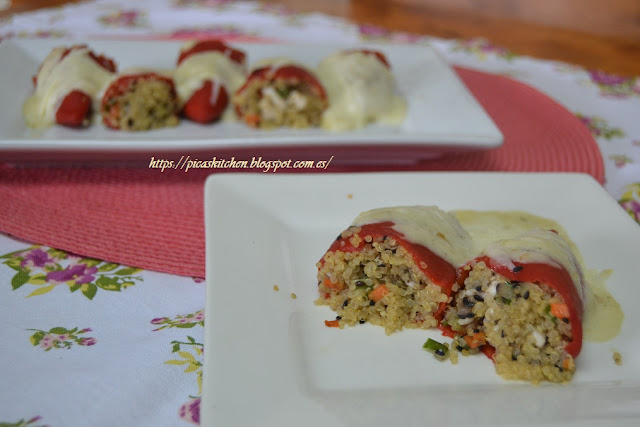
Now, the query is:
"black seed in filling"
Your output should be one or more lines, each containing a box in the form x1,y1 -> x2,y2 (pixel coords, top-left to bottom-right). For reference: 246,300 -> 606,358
523,290 -> 530,300
473,294 -> 484,302
475,286 -> 482,291
513,266 -> 524,273
456,345 -> 464,351
501,330 -> 505,338
463,297 -> 475,308
563,318 -> 570,323
474,328 -> 480,334
355,281 -> 366,287
512,281 -> 521,287
336,316 -> 342,320
369,300 -> 375,306
512,354 -> 517,361
458,312 -> 475,319
342,300 -> 349,307
435,349 -> 446,357
359,319 -> 366,324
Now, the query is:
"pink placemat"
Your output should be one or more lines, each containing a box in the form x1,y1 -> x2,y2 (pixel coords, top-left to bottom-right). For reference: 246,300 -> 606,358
0,67 -> 604,278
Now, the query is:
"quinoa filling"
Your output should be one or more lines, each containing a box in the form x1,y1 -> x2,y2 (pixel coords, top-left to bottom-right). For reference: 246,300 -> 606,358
103,79 -> 179,131
443,262 -> 575,383
315,227 -> 448,335
235,78 -> 326,129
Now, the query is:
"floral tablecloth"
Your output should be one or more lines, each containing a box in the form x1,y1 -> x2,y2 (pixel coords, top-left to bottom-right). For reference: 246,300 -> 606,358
1,1 -> 639,426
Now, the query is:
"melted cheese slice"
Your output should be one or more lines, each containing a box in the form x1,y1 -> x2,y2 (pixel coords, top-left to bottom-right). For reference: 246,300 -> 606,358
481,228 -> 586,301
174,50 -> 246,108
316,51 -> 406,131
23,46 -> 115,128
351,206 -> 475,267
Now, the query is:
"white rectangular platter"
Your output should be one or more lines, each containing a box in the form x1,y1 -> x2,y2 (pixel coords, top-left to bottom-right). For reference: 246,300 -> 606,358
0,39 -> 502,163
203,172 -> 640,427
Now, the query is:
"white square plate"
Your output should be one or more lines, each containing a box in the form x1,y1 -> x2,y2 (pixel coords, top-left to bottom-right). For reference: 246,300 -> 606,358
203,172 -> 640,426
0,40 -> 502,163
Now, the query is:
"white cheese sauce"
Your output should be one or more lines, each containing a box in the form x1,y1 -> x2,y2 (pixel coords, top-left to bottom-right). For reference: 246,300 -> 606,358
316,51 -> 406,131
23,46 -> 115,128
351,206 -> 475,267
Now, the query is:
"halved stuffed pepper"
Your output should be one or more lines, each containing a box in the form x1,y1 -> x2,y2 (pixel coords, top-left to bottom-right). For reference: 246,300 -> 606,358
316,206 -> 474,335
100,71 -> 180,131
23,44 -> 117,128
442,229 -> 585,383
175,39 -> 247,124
233,61 -> 328,129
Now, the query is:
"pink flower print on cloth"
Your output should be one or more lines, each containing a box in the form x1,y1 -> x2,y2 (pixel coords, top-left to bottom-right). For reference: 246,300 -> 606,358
179,397 -> 201,425
98,9 -> 148,28
358,23 -> 425,44
588,70 -> 640,98
28,327 -> 96,351
1,245 -> 143,299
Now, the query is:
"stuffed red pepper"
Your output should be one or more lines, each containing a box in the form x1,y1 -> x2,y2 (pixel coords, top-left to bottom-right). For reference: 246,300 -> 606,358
233,61 -> 327,129
316,206 -> 474,335
174,39 -> 247,124
442,228 -> 585,383
23,44 -> 117,128
100,71 -> 180,131
316,49 -> 406,131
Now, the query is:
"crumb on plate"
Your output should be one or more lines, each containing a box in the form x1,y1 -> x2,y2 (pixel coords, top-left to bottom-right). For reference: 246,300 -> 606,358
613,350 -> 623,366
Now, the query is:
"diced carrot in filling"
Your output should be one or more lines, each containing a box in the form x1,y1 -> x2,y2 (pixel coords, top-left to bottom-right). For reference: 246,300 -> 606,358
315,228 -> 447,335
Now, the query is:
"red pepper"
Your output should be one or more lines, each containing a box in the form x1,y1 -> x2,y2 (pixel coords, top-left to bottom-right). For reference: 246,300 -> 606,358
234,64 -> 327,128
182,80 -> 230,124
455,256 -> 583,358
345,49 -> 391,68
100,72 -> 177,130
176,39 -> 246,67
320,222 -> 456,320
55,90 -> 92,127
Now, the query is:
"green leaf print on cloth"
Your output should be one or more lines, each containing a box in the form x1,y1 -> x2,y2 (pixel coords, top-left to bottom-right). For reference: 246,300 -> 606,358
150,310 -> 204,331
0,416 -> 49,427
620,183 -> 640,224
451,37 -> 518,61
167,336 -> 204,426
576,114 -> 625,140
28,327 -> 96,351
153,310 -> 205,425
1,246 -> 143,300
